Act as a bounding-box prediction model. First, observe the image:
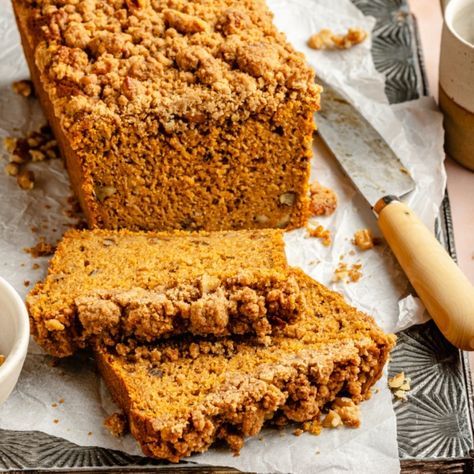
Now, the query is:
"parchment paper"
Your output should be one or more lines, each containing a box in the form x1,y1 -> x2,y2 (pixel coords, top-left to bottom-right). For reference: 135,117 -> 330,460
0,0 -> 446,472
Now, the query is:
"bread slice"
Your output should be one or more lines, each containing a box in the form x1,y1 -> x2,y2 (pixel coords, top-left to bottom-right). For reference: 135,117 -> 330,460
95,270 -> 395,462
27,229 -> 297,357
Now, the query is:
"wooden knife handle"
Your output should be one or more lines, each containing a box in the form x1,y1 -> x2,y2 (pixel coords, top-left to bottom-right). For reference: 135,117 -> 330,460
376,197 -> 474,350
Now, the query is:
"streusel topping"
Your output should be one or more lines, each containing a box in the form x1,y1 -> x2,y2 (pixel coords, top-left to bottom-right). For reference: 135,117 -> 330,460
19,0 -> 321,139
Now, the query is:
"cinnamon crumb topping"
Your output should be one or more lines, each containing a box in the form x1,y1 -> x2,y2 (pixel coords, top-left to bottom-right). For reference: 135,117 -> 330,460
18,0 -> 320,140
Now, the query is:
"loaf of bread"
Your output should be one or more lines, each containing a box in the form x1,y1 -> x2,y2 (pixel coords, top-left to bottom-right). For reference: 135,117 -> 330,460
95,269 -> 395,462
26,228 -> 303,357
13,0 -> 321,231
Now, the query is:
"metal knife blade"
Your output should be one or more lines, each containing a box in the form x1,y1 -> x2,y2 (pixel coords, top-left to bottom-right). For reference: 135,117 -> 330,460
315,77 -> 415,207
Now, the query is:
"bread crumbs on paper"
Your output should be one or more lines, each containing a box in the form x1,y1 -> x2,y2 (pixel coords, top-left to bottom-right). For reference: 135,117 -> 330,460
24,239 -> 56,258
104,412 -> 128,438
12,79 -> 34,97
53,419 -> 59,424
307,224 -> 332,246
309,181 -> 337,216
333,262 -> 362,283
307,27 -> 368,50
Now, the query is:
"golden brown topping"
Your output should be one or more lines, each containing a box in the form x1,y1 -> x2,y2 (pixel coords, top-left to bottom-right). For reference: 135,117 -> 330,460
0,354 -> 5,366
307,28 -> 368,50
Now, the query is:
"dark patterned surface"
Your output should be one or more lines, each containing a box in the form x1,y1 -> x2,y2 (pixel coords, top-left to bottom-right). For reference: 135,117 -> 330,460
1,0 -> 473,471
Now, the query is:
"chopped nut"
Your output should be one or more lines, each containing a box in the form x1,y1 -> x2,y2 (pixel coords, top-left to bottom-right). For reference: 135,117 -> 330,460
29,149 -> 46,162
45,319 -> 65,331
400,380 -> 411,391
17,169 -> 35,190
322,410 -> 343,428
4,162 -> 20,177
3,136 -> 17,153
12,79 -> 34,97
388,372 -> 405,389
254,214 -> 269,224
279,191 -> 297,207
95,185 -> 116,202
276,213 -> 291,229
104,412 -> 128,437
293,428 -> 304,436
308,27 -> 368,50
394,389 -> 408,401
353,229 -> 376,251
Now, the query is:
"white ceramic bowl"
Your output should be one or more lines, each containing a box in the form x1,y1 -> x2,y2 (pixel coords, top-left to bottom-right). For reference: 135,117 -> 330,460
0,277 -> 29,405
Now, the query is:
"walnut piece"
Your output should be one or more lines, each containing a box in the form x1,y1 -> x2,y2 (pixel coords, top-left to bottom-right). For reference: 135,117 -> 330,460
307,28 -> 368,50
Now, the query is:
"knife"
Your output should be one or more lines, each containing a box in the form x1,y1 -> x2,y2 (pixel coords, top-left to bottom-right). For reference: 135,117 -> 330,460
315,77 -> 474,350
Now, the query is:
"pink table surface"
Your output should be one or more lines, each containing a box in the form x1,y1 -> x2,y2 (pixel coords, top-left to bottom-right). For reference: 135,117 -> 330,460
410,0 -> 473,285
409,0 -> 474,368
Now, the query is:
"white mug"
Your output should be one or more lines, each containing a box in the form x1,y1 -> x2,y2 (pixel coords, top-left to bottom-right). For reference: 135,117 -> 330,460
439,0 -> 474,170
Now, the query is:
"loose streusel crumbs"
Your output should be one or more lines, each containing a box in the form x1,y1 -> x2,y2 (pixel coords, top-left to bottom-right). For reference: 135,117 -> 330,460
307,224 -> 332,246
309,181 -> 337,216
307,28 -> 368,50
12,79 -> 34,97
104,412 -> 128,438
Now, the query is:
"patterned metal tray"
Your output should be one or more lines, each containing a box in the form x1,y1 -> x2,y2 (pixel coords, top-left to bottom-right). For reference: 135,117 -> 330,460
2,0 -> 473,472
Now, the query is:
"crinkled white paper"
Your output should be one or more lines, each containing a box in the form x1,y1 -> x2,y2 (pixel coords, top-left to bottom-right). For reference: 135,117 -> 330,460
0,0 -> 446,472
